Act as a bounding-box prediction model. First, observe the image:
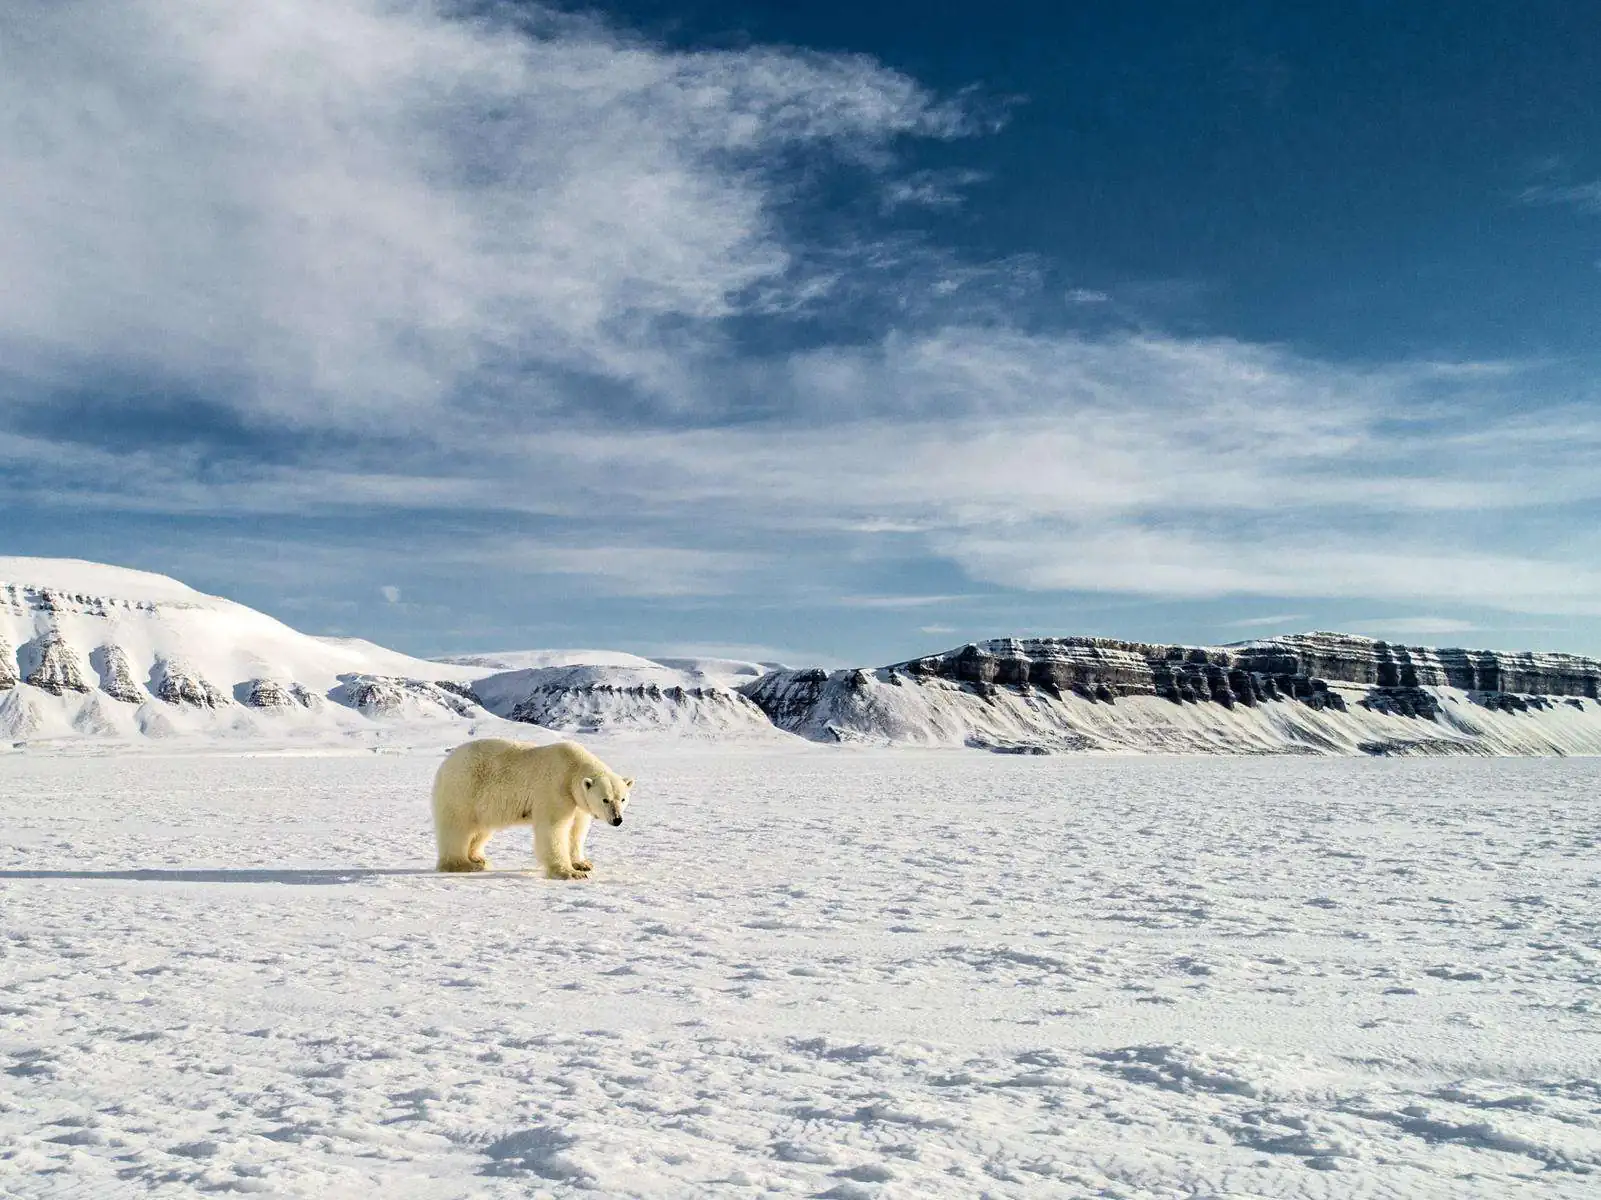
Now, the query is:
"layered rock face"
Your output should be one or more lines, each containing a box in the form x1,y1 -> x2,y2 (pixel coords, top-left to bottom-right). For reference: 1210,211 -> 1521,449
151,659 -> 229,708
882,634 -> 1601,709
21,631 -> 91,695
886,636 -> 1353,712
1226,633 -> 1601,697
91,644 -> 144,703
741,633 -> 1601,752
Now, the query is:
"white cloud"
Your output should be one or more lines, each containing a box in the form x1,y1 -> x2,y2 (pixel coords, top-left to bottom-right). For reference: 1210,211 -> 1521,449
0,0 -> 962,427
381,585 -> 401,604
7,328 -> 1600,617
943,528 -> 1601,616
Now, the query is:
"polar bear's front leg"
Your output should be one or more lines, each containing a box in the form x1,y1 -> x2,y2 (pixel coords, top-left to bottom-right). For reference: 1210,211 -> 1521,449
569,811 -> 594,874
467,830 -> 491,868
534,814 -> 584,880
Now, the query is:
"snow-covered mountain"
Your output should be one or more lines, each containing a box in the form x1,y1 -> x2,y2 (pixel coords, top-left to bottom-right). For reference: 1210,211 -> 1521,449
437,649 -> 779,692
0,558 -> 521,747
741,634 -> 1601,756
431,650 -> 787,738
467,661 -> 784,740
0,557 -> 791,748
7,556 -> 1601,755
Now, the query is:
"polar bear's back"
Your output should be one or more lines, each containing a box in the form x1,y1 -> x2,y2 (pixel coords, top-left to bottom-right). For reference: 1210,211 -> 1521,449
432,738 -> 597,825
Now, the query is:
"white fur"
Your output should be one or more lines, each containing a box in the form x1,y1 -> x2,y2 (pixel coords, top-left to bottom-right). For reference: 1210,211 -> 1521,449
431,738 -> 634,879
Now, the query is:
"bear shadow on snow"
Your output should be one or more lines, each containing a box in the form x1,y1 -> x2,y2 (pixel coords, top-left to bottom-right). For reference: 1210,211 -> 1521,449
0,868 -> 432,885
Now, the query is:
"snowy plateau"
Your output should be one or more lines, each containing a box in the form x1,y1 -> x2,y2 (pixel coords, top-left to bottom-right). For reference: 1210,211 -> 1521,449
2,557 -> 1600,1198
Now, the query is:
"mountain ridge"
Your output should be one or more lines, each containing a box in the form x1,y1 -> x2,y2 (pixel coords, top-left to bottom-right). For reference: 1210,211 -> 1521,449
3,556 -> 1600,755
741,633 -> 1601,755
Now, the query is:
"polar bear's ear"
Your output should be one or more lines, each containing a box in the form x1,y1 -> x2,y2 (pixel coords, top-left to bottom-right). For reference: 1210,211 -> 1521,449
623,777 -> 634,788
582,776 -> 594,790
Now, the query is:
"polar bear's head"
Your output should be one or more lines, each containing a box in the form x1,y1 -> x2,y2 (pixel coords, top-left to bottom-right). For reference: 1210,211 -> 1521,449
582,772 -> 634,827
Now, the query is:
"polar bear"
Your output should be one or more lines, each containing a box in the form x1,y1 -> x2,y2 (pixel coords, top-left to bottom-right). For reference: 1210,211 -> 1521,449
431,738 -> 634,879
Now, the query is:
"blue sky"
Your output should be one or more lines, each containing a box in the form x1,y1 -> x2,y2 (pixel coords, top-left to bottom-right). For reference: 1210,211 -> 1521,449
2,0 -> 1600,665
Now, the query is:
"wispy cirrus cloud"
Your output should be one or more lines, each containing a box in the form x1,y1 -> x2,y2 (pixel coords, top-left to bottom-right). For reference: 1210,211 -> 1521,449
1519,181 -> 1601,214
1220,614 -> 1309,629
1344,617 -> 1481,636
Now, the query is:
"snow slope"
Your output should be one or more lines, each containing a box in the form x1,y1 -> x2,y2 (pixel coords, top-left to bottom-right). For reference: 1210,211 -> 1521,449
2,748 -> 1598,1196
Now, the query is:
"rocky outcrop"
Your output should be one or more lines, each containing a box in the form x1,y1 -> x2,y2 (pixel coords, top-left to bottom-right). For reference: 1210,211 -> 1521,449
504,681 -> 772,736
737,668 -> 830,729
1358,687 -> 1440,720
241,678 -> 320,709
434,679 -> 484,706
0,635 -> 16,689
876,633 -> 1600,712
882,637 -> 1352,713
21,630 -> 90,695
334,676 -> 476,718
90,644 -> 144,703
151,659 -> 228,708
1227,633 -> 1601,697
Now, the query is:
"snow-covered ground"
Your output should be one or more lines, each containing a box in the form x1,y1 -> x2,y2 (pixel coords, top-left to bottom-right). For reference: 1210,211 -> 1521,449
3,747 -> 1598,1197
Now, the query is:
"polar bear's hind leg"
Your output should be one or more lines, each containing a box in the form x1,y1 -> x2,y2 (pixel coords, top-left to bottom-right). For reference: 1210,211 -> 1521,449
467,830 -> 491,868
435,817 -> 484,873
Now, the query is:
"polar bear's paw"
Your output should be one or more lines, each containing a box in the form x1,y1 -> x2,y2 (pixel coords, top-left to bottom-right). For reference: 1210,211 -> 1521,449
437,857 -> 487,873
546,864 -> 588,880
572,859 -> 593,873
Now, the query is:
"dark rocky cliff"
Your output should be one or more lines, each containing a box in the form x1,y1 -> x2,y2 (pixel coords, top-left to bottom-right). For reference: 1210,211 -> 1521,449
742,632 -> 1601,744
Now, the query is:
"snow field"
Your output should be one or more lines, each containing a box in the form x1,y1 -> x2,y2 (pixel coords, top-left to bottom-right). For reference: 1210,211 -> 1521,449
1,748 -> 1599,1197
